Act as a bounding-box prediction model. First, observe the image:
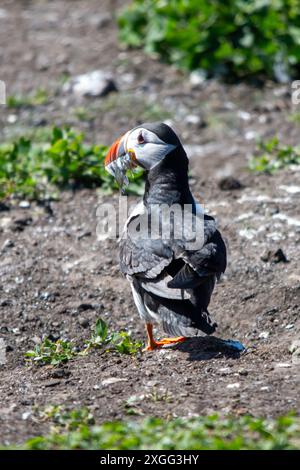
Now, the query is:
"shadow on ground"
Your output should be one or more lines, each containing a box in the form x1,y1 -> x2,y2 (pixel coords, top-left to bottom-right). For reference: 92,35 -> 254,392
172,336 -> 245,361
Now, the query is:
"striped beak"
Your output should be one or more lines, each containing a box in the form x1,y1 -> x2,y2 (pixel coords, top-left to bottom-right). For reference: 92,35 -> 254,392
104,132 -> 136,190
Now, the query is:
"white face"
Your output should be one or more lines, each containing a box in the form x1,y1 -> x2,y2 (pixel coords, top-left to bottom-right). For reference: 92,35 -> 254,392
125,127 -> 177,170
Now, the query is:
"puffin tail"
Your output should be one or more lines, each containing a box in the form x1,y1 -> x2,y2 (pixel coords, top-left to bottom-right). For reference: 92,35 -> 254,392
162,309 -> 217,337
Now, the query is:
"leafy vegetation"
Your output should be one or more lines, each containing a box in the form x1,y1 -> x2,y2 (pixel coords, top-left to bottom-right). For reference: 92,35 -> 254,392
25,319 -> 142,366
4,411 -> 300,450
249,136 -> 300,172
25,339 -> 77,366
0,127 -> 144,200
82,318 -> 143,355
7,88 -> 49,108
118,0 -> 300,81
37,405 -> 95,431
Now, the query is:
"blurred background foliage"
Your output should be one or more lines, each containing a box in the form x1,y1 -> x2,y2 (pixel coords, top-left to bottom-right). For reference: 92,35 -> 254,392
2,0 -> 300,203
0,128 -> 144,201
118,0 -> 300,82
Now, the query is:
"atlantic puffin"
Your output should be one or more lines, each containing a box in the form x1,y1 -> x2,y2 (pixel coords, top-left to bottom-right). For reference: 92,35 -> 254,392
105,122 -> 227,351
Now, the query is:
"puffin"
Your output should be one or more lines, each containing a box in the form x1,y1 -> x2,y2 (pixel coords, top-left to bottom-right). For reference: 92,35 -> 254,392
105,122 -> 227,351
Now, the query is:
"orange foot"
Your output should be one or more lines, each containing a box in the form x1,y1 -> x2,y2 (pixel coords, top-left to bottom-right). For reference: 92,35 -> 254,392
143,336 -> 186,351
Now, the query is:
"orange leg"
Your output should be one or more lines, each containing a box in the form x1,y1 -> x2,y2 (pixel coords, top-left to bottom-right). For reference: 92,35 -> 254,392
143,323 -> 186,351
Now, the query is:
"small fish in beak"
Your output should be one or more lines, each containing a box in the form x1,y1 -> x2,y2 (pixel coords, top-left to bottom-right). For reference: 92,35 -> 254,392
105,134 -> 136,193
107,152 -> 135,190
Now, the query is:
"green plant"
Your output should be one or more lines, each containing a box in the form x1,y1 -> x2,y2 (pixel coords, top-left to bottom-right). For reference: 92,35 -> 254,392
123,396 -> 145,416
147,387 -> 173,403
7,88 -> 49,108
4,413 -> 300,450
249,136 -> 300,172
25,339 -> 77,366
83,318 -> 142,355
118,0 -> 300,81
25,319 -> 142,366
0,127 -> 144,200
83,318 -> 110,350
111,331 -> 142,355
37,405 -> 95,431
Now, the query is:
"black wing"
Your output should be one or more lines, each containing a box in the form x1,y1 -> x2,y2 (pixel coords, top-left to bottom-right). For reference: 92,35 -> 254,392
168,228 -> 227,289
120,210 -> 226,286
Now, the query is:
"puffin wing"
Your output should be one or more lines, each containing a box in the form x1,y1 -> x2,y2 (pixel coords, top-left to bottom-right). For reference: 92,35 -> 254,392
168,217 -> 227,289
120,208 -> 226,296
120,206 -> 190,299
119,206 -> 173,278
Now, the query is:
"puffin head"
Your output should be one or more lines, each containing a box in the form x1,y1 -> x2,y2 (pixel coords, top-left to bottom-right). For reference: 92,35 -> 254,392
104,122 -> 182,188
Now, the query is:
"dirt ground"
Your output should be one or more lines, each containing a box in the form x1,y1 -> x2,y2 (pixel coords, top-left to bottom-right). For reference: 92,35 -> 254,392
0,0 -> 299,445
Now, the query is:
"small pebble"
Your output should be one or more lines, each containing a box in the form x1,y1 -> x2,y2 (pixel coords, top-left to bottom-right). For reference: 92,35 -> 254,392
218,176 -> 243,191
227,383 -> 240,389
19,201 -> 30,209
78,317 -> 89,328
259,331 -> 269,339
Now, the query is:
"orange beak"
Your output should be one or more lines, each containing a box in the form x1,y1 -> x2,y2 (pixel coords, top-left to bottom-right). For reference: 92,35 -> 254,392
105,135 -> 126,168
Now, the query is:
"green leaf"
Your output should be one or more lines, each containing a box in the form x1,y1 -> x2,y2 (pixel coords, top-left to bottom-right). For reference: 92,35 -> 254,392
118,0 -> 300,80
0,127 -> 144,201
94,318 -> 109,342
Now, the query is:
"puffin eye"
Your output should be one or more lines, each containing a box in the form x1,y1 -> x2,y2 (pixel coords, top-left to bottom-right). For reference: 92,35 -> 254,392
137,132 -> 145,144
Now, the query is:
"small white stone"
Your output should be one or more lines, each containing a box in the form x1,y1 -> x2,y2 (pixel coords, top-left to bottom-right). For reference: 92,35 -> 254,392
189,70 -> 206,87
245,130 -> 258,140
19,201 -> 30,209
279,185 -> 300,194
185,114 -> 202,126
259,331 -> 269,339
276,363 -> 292,368
258,115 -> 267,124
7,114 -> 17,124
266,232 -> 283,241
227,383 -> 240,389
101,377 -> 128,386
239,228 -> 256,240
235,212 -> 254,222
237,110 -> 251,121
22,411 -> 31,420
219,367 -> 232,375
64,70 -> 117,97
